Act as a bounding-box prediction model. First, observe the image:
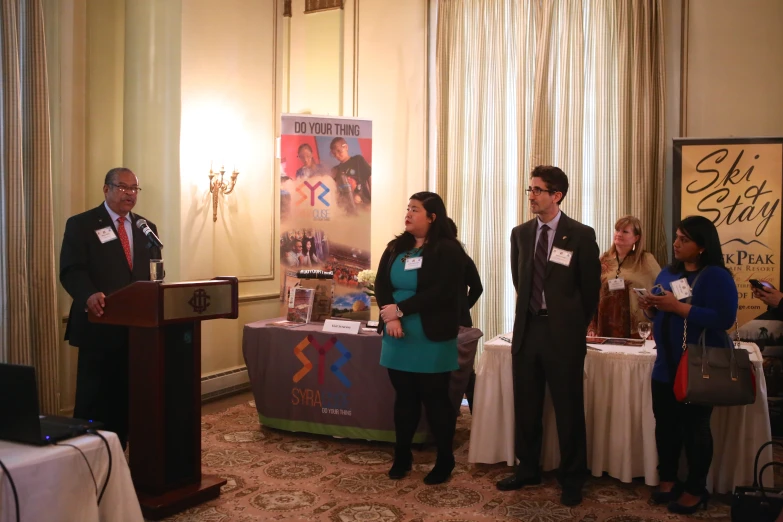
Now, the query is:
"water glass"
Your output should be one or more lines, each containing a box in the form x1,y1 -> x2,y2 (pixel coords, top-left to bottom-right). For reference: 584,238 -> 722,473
150,259 -> 164,281
638,321 -> 652,353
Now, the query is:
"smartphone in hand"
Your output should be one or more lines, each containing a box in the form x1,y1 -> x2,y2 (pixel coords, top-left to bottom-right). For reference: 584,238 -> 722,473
650,284 -> 666,296
749,279 -> 773,290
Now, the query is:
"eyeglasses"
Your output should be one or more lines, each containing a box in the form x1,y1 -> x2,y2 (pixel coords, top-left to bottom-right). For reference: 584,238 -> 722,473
109,184 -> 142,194
525,186 -> 557,196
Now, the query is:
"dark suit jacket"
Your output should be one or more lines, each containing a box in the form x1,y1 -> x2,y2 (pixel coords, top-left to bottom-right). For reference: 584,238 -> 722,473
510,212 -> 600,360
60,203 -> 159,347
375,238 -> 466,341
460,256 -> 483,328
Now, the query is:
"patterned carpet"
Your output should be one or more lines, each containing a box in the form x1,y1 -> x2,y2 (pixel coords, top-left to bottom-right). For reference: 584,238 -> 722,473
156,400 -> 746,522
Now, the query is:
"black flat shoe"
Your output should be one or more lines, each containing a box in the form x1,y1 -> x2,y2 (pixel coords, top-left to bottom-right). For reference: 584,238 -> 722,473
423,457 -> 455,485
667,493 -> 709,514
496,474 -> 542,491
650,482 -> 684,505
560,487 -> 582,507
388,457 -> 412,479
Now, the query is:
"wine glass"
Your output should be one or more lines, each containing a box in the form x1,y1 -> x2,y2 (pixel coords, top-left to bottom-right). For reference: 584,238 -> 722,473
637,322 -> 652,353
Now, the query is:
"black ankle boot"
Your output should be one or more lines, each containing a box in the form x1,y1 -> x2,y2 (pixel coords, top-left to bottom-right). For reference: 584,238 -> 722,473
424,456 -> 455,485
388,453 -> 412,479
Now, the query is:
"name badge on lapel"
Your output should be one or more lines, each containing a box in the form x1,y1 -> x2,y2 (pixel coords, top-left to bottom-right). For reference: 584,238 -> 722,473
95,226 -> 118,243
549,247 -> 573,267
404,257 -> 423,271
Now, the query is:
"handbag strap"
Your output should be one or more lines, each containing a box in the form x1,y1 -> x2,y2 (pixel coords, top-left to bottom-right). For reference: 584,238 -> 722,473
758,461 -> 783,497
680,270 -> 741,351
753,441 -> 783,487
680,270 -> 703,351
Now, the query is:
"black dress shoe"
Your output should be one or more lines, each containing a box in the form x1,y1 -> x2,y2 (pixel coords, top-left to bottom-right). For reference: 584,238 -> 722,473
650,482 -> 684,505
424,457 -> 455,485
388,458 -> 412,479
496,474 -> 542,491
560,487 -> 582,506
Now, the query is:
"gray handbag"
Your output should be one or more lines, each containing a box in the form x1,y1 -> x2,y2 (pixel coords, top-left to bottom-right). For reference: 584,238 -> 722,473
673,319 -> 757,406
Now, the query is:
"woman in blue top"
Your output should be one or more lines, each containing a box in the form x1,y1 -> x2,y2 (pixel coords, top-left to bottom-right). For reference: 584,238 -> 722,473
639,215 -> 737,515
375,192 -> 466,485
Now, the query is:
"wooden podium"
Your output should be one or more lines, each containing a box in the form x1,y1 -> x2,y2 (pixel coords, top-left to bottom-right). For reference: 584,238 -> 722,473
90,277 -> 238,519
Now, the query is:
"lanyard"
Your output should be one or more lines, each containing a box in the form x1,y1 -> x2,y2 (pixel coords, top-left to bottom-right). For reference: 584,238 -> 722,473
615,253 -> 626,279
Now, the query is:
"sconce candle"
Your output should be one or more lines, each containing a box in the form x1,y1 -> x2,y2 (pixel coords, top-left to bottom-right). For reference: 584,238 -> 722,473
209,164 -> 240,222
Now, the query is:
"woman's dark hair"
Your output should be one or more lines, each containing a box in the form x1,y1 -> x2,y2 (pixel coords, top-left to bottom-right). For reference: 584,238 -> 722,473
388,192 -> 460,253
297,143 -> 313,154
669,215 -> 729,274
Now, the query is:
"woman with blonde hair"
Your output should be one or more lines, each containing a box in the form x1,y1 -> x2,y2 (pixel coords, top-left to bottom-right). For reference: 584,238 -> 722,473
588,215 -> 661,338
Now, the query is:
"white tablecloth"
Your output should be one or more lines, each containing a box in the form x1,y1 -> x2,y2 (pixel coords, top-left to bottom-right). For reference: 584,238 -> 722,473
0,431 -> 143,522
468,335 -> 773,493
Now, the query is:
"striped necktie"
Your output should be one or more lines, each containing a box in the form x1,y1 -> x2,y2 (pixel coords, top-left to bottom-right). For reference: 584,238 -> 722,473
530,224 -> 549,312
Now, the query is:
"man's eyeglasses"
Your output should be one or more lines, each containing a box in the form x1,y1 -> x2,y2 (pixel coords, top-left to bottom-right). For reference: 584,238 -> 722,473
109,184 -> 142,194
525,186 -> 557,196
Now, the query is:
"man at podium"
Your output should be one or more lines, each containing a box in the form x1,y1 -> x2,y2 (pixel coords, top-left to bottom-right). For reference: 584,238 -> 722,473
59,167 -> 161,449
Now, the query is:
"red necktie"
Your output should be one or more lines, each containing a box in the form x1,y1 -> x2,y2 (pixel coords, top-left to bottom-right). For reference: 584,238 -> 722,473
117,217 -> 133,269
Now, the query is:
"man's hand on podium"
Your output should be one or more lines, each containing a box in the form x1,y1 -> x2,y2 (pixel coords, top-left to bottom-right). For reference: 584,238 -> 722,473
86,292 -> 106,317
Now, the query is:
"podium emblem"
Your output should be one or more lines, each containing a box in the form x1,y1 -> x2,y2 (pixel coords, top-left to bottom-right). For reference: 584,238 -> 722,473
188,288 -> 211,314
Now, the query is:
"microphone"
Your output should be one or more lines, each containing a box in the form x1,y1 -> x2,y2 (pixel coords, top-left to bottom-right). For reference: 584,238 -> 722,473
135,219 -> 164,249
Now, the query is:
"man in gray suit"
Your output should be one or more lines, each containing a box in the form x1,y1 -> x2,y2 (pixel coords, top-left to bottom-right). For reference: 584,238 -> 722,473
496,166 -> 600,507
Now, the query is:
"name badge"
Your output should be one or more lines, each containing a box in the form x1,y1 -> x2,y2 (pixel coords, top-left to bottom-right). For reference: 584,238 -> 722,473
549,247 -> 573,267
608,277 -> 625,291
404,257 -> 423,271
670,278 -> 693,300
95,226 -> 118,243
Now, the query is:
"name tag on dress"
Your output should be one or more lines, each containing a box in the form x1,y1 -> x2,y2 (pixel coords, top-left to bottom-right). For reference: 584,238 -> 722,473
608,277 -> 625,291
95,226 -> 118,243
671,278 -> 693,300
549,247 -> 573,266
404,257 -> 423,270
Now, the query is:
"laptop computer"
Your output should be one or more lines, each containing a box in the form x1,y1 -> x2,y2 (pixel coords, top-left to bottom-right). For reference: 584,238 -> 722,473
0,363 -> 103,446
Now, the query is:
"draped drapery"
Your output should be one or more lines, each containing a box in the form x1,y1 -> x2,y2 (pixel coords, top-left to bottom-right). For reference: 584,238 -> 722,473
435,0 -> 666,344
0,0 -> 60,413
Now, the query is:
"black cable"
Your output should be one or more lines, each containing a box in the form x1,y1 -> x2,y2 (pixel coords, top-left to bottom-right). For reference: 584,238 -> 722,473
56,442 -> 98,497
0,458 -> 20,522
87,430 -> 112,504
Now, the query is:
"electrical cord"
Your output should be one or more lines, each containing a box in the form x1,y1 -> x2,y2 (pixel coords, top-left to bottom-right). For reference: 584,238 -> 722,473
87,430 -> 112,504
56,442 -> 98,497
0,458 -> 20,522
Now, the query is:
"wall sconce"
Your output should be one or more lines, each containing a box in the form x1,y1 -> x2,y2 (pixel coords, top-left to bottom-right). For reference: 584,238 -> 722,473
208,164 -> 239,222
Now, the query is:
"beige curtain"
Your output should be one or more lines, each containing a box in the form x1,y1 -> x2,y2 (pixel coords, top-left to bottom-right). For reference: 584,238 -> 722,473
436,0 -> 666,343
0,0 -> 60,413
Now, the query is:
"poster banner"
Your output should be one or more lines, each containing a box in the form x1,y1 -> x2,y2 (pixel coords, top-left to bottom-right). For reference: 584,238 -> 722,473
674,138 -> 783,349
280,115 -> 372,320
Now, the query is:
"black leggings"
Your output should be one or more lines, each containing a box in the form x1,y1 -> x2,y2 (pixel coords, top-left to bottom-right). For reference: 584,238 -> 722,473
651,378 -> 713,495
387,369 -> 455,460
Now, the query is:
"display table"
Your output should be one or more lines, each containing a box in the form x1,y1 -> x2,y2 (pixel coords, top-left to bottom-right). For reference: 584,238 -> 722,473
0,431 -> 143,522
468,335 -> 773,494
243,318 -> 482,442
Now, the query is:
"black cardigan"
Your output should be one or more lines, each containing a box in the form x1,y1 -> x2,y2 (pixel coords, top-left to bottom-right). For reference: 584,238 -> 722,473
460,255 -> 483,327
375,239 -> 466,341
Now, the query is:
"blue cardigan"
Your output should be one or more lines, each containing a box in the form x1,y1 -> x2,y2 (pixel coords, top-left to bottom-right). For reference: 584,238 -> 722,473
651,265 -> 738,383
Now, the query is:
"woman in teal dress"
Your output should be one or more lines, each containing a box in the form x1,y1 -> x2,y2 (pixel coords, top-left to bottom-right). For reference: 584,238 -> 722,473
375,192 -> 466,485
